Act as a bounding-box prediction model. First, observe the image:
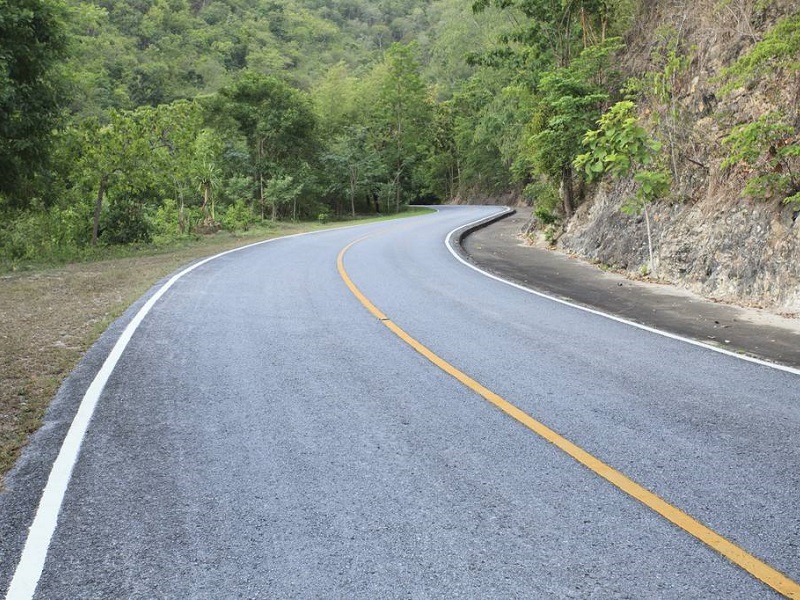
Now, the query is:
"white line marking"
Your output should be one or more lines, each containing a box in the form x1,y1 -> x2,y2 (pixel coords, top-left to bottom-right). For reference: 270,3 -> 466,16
4,227 -> 358,600
445,207 -> 800,378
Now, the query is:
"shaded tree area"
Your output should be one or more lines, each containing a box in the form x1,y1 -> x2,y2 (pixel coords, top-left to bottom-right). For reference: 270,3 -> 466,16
0,0 -> 68,205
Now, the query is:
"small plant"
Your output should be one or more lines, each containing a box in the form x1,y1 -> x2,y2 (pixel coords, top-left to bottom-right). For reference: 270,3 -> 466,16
720,12 -> 800,93
575,101 -> 662,179
220,199 -> 255,232
623,170 -> 671,273
523,180 -> 561,225
722,112 -> 800,205
543,224 -> 559,245
575,101 -> 671,275
624,25 -> 693,178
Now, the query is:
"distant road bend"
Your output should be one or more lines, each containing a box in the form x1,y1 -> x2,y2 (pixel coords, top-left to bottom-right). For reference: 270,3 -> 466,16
2,206 -> 799,598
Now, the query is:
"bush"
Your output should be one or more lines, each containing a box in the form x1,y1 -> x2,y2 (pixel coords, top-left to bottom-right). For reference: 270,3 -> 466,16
0,201 -> 93,262
722,112 -> 800,205
100,200 -> 152,245
151,198 -> 183,244
220,199 -> 255,232
524,181 -> 561,224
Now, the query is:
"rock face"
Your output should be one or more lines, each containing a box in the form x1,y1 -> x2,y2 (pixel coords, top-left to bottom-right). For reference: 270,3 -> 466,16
555,0 -> 800,313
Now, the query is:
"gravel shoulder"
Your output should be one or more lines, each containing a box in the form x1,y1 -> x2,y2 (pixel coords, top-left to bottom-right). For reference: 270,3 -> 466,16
461,211 -> 800,370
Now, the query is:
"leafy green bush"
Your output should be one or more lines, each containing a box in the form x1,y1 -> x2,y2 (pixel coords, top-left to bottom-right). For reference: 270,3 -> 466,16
722,112 -> 800,205
100,200 -> 152,245
523,181 -> 560,224
151,198 -> 183,244
575,100 -> 671,275
220,199 -> 255,232
575,101 -> 662,180
721,13 -> 800,92
0,200 -> 94,263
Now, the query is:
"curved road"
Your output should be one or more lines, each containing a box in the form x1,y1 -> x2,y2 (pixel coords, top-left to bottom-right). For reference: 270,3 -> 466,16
2,206 -> 799,598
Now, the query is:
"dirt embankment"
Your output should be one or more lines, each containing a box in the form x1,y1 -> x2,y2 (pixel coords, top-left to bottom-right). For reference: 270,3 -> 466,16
555,0 -> 800,313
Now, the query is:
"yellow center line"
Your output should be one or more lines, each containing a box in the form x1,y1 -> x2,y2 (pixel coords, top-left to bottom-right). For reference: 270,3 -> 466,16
337,237 -> 800,599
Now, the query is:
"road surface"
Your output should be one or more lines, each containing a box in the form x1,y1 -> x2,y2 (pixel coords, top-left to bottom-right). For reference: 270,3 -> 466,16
2,206 -> 798,598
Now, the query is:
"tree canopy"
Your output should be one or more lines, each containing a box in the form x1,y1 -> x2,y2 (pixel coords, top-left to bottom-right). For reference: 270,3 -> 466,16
0,0 -> 68,202
2,0 -> 797,264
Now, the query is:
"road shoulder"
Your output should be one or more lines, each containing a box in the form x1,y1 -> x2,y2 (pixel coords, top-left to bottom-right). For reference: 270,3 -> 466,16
460,211 -> 800,370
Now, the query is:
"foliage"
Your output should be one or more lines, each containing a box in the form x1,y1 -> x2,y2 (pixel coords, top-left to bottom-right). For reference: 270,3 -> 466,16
0,0 -> 69,203
717,12 -> 800,207
264,175 -> 303,218
721,12 -> 800,92
472,0 -> 623,68
721,112 -> 800,205
321,126 -> 383,216
575,101 -> 661,180
625,170 -> 672,214
0,202 -> 92,261
574,100 -> 671,207
575,100 -> 671,275
623,26 -> 693,179
220,199 -> 256,232
4,0 -> 797,266
209,72 -> 317,219
523,38 -> 623,215
523,180 -> 560,224
366,43 -> 433,211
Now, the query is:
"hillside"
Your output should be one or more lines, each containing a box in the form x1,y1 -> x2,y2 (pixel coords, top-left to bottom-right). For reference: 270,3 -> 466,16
552,0 -> 800,313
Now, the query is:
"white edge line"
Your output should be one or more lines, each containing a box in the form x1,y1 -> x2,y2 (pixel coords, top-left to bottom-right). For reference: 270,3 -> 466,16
445,207 -> 800,378
5,225 -> 369,600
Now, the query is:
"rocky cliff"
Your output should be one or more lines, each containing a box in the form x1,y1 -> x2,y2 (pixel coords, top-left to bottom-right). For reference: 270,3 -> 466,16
553,0 -> 800,313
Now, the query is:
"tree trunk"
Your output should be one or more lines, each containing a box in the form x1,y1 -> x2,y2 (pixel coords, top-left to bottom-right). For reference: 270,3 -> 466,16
644,204 -> 655,277
561,166 -> 574,218
259,174 -> 265,221
393,166 -> 403,213
349,165 -> 358,218
92,174 -> 108,246
202,182 -> 210,219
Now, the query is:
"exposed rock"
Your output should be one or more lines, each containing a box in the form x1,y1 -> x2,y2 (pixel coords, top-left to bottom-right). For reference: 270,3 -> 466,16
555,0 -> 800,313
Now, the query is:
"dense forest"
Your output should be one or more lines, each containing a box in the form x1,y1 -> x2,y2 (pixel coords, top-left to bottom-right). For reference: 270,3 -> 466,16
1,0 -> 798,267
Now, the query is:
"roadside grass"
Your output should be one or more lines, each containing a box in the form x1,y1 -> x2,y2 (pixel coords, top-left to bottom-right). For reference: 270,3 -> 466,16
0,208 -> 434,486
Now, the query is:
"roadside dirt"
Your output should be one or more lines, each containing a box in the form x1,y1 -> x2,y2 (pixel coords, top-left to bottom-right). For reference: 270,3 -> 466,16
0,225 -> 321,485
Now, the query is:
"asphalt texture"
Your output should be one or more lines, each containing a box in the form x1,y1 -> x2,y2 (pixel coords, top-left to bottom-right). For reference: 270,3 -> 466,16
463,210 -> 800,370
1,206 -> 798,599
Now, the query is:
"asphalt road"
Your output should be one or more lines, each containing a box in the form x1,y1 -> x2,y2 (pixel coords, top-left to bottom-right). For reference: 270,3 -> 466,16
1,206 -> 798,598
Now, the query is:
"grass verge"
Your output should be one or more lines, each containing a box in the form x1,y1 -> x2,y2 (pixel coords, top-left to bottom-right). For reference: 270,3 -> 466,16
0,209 -> 434,486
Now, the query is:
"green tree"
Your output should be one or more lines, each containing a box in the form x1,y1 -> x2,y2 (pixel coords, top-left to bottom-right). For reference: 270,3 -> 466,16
524,40 -> 621,216
472,0 -> 620,68
323,126 -> 383,216
468,0 -> 629,212
209,72 -> 317,220
65,101 -> 201,245
0,0 -> 69,203
367,43 -> 432,211
191,128 -> 224,225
